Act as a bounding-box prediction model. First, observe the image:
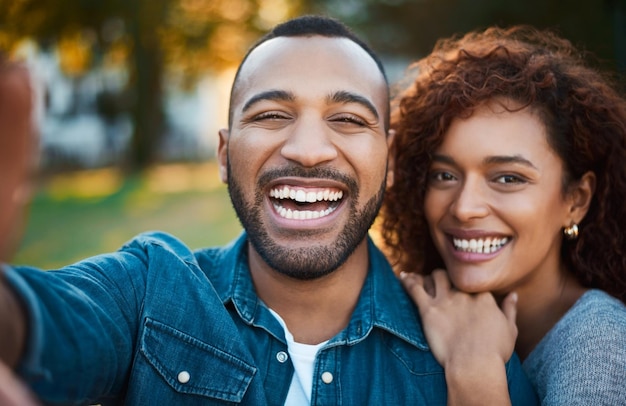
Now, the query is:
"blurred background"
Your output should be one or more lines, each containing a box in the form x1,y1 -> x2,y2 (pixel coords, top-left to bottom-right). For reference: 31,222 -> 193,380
1,0 -> 624,268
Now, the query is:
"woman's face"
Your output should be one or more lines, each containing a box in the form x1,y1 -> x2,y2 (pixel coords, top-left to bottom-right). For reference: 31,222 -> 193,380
424,101 -> 575,296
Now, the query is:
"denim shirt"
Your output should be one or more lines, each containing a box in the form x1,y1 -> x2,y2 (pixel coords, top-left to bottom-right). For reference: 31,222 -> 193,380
6,231 -> 538,405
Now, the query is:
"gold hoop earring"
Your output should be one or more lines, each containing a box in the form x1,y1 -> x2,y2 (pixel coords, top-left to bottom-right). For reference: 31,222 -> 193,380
564,224 -> 579,240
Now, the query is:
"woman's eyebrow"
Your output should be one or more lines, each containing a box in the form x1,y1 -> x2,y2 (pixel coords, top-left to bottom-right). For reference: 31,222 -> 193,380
483,155 -> 538,169
431,154 -> 538,170
432,154 -> 456,165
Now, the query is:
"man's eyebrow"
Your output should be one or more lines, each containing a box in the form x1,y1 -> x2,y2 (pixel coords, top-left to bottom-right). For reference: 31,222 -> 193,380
242,90 -> 295,113
328,90 -> 379,120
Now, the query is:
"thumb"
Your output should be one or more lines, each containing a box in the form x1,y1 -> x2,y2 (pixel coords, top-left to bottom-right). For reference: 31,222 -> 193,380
399,272 -> 431,305
501,291 -> 518,327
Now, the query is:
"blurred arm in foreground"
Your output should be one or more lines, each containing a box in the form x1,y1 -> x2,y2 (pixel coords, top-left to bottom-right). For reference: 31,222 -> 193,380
0,53 -> 41,406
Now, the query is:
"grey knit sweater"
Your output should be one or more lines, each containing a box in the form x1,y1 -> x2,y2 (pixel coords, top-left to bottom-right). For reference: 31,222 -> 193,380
523,289 -> 626,405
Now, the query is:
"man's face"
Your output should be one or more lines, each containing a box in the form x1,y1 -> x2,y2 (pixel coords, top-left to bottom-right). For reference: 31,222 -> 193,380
0,65 -> 35,262
219,36 -> 390,279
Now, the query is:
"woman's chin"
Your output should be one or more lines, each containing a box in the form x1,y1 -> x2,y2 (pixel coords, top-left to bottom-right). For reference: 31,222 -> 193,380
448,272 -> 496,294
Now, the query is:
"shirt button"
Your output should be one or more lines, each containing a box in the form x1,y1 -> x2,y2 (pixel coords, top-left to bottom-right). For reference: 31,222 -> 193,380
321,371 -> 334,384
276,351 -> 289,363
177,371 -> 191,384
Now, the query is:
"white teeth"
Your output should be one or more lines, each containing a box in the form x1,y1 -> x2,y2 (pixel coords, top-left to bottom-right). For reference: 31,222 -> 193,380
469,239 -> 477,250
269,185 -> 344,221
273,203 -> 336,220
295,190 -> 306,202
269,186 -> 344,203
452,237 -> 509,254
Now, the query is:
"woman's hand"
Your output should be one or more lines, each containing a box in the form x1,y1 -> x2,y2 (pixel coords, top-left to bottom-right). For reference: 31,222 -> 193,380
400,269 -> 518,405
400,269 -> 518,366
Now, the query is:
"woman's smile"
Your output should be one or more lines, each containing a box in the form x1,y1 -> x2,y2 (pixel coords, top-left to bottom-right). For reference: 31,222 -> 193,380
425,99 -> 573,294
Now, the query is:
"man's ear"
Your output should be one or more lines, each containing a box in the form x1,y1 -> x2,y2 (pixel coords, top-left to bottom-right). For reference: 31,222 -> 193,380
566,171 -> 596,225
217,128 -> 229,183
386,129 -> 396,189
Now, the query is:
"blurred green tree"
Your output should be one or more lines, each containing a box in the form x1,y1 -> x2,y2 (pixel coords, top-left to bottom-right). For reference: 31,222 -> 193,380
0,0 -> 303,171
2,0 -> 623,172
305,0 -> 626,84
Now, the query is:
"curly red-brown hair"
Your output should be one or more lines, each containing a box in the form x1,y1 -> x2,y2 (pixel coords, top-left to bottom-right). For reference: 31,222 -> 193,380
380,25 -> 626,303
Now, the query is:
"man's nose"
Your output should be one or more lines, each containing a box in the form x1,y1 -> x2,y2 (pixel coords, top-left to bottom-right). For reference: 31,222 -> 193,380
280,116 -> 338,167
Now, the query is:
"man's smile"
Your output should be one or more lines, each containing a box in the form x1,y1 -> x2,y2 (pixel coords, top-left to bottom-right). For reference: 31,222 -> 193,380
269,185 -> 344,220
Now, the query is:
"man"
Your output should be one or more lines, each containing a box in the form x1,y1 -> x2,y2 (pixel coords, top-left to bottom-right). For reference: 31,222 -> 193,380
0,16 -> 538,405
0,55 -> 40,405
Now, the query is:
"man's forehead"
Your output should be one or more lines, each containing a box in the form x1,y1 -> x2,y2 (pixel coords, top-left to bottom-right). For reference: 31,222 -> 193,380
241,35 -> 363,73
232,35 -> 387,108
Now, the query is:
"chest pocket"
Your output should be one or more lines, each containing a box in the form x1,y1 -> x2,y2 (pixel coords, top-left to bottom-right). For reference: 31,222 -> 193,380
140,318 -> 257,402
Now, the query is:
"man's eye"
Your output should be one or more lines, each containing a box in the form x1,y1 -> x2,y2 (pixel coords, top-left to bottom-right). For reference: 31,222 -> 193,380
254,112 -> 288,121
331,114 -> 366,126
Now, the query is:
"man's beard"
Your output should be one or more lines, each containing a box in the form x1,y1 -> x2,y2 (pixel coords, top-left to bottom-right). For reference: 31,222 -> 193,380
227,161 -> 386,280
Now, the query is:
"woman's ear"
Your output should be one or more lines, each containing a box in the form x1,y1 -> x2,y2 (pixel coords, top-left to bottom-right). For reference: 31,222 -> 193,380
567,171 -> 596,225
386,129 -> 396,189
217,128 -> 229,183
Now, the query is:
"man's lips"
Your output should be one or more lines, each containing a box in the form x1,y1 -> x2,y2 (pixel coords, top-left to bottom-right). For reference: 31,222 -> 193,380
269,184 -> 344,220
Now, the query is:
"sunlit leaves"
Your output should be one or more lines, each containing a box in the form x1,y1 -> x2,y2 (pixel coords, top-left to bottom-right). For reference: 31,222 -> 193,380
56,30 -> 95,76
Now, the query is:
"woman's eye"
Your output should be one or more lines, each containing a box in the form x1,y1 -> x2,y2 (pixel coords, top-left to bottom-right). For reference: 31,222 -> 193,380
495,174 -> 526,184
430,171 -> 456,182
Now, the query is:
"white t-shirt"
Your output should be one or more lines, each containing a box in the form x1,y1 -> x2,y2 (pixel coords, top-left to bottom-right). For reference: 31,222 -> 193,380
269,308 -> 328,405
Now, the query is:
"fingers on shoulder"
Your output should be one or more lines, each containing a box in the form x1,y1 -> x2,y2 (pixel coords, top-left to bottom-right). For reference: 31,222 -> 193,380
430,269 -> 452,292
399,271 -> 430,303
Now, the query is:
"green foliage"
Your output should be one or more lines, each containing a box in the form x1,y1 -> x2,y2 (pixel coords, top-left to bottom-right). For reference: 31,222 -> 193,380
0,0 -> 305,170
0,0 -> 298,74
306,0 -> 625,78
13,163 -> 242,269
1,0 -> 622,170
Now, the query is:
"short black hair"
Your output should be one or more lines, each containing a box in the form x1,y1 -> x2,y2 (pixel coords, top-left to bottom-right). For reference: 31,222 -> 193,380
227,15 -> 388,128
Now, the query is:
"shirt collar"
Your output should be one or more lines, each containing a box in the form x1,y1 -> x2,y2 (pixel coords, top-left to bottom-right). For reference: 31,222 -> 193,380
209,232 -> 429,350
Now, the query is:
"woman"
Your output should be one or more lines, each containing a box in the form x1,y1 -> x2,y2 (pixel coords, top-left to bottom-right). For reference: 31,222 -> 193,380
381,26 -> 626,404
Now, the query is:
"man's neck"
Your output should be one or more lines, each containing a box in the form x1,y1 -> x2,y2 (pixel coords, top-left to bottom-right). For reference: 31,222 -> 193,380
248,239 -> 370,344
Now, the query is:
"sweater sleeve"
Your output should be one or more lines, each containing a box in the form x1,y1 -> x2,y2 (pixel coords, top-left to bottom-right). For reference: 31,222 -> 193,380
523,290 -> 626,405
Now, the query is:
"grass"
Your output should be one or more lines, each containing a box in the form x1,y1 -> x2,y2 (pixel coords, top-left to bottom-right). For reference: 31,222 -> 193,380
12,161 -> 243,269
